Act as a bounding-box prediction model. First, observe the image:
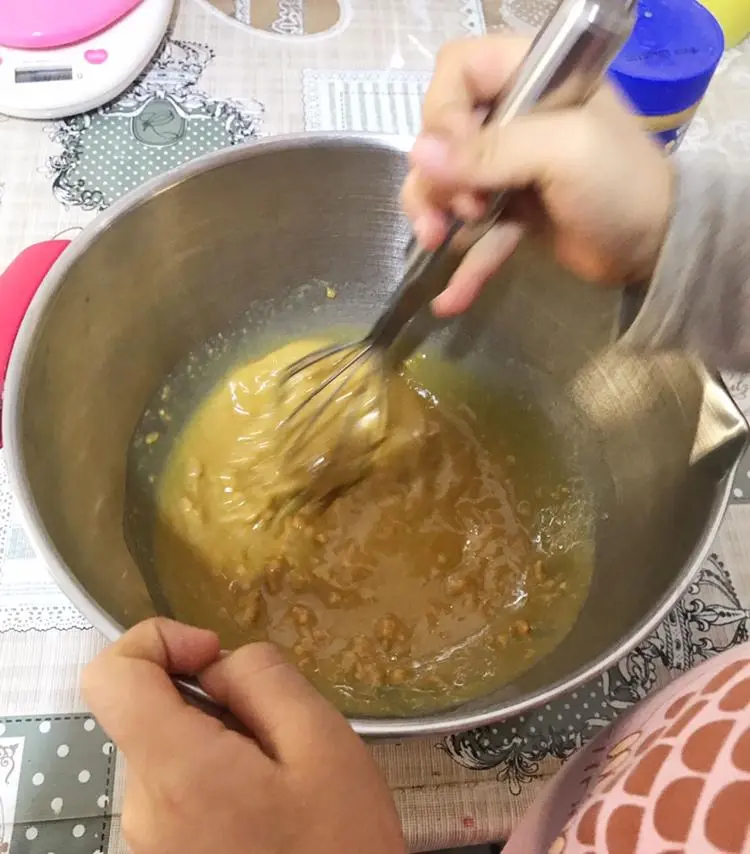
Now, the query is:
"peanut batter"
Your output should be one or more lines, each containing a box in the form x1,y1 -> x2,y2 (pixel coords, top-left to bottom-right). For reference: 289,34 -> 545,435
151,339 -> 593,715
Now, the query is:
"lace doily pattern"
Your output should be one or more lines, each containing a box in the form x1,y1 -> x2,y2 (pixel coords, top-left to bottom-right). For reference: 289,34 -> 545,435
303,69 -> 430,135
198,0 -> 346,38
47,39 -> 264,212
0,456 -> 91,633
442,550 -> 750,794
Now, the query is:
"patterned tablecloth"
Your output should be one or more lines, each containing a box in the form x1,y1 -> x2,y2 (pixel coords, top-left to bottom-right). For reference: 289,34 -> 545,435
1,1 -> 750,852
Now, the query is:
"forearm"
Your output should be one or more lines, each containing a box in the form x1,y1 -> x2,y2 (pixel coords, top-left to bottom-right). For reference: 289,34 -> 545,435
624,156 -> 750,372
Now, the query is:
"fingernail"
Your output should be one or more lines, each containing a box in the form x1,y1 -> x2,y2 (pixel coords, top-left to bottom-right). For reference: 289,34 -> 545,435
412,135 -> 451,173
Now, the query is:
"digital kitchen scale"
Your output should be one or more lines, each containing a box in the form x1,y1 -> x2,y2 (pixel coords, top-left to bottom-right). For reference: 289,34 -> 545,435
0,0 -> 173,120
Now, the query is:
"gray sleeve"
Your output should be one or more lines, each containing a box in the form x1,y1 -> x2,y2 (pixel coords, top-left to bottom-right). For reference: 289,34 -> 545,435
622,155 -> 750,372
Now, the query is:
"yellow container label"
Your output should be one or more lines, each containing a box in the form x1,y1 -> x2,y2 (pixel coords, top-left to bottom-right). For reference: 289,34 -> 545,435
640,103 -> 701,152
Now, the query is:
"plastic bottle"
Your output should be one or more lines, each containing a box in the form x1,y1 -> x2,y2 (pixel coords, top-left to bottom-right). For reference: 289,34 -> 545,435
609,0 -> 725,152
700,0 -> 750,48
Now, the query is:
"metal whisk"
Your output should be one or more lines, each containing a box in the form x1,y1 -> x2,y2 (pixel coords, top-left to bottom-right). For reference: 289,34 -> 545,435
275,0 -> 636,507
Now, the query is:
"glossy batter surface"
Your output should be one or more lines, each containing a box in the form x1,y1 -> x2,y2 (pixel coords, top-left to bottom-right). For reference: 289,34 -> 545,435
151,339 -> 593,715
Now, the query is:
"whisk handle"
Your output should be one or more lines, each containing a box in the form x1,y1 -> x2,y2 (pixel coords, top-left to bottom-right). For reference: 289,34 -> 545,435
372,0 -> 636,350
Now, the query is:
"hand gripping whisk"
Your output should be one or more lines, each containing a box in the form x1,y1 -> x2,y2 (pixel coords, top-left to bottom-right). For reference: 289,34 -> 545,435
274,0 -> 636,508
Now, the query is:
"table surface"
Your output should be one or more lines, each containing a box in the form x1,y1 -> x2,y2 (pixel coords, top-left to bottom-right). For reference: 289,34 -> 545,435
1,2 -> 750,852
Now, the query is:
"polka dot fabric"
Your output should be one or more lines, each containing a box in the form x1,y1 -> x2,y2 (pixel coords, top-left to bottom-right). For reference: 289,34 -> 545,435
47,40 -> 264,212
504,644 -> 750,853
0,715 -> 115,854
66,100 -> 234,208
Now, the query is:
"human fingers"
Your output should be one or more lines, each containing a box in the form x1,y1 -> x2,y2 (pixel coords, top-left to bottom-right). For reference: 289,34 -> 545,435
401,169 -> 487,248
200,643 -> 353,764
400,170 -> 449,248
411,107 -> 598,195
405,35 -> 532,248
82,618 -> 225,769
412,81 -> 645,195
422,35 -> 531,139
431,221 -> 524,316
409,35 -> 530,235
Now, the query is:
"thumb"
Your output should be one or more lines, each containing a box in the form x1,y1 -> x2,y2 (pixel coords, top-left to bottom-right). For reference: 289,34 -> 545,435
82,618 -> 222,768
200,643 -> 353,763
411,109 -> 586,193
94,617 -> 222,674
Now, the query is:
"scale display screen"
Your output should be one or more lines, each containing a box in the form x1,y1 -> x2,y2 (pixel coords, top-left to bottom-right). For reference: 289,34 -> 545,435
14,67 -> 73,84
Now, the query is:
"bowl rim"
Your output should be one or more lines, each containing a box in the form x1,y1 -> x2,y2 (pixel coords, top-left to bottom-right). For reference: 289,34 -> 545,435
3,131 -> 748,738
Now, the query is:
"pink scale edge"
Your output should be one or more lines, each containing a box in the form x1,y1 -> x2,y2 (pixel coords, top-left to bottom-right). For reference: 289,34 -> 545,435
0,0 -> 142,50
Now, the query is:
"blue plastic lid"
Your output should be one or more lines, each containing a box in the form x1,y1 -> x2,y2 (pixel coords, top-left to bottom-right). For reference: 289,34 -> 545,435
609,0 -> 725,117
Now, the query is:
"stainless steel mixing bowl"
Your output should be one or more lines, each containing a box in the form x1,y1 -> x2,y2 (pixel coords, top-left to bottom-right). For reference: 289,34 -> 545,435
3,134 -> 747,738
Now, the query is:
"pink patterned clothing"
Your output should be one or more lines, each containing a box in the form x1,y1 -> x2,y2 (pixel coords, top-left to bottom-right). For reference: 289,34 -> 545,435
503,644 -> 750,853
